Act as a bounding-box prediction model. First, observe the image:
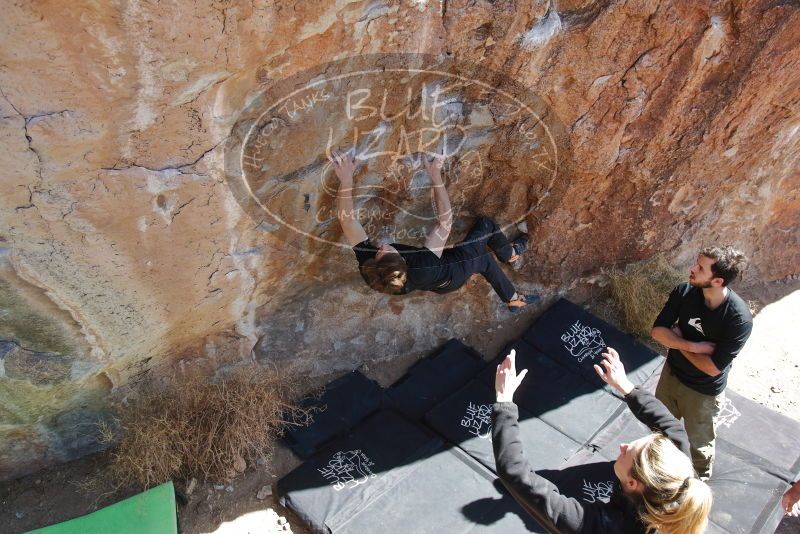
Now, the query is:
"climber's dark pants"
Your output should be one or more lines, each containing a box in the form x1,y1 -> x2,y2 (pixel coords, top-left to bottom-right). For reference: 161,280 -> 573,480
436,217 -> 517,302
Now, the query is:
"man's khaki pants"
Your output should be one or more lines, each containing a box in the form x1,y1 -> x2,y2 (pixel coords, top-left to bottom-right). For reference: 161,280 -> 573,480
655,364 -> 724,479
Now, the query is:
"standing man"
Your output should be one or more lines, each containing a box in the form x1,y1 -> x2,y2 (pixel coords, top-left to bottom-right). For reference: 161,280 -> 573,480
651,246 -> 753,480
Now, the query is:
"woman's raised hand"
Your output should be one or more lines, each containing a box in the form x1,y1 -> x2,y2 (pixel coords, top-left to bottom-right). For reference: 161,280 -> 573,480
593,347 -> 635,396
495,349 -> 528,403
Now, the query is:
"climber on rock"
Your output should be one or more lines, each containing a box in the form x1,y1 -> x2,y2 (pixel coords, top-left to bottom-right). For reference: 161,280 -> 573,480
329,149 -> 538,312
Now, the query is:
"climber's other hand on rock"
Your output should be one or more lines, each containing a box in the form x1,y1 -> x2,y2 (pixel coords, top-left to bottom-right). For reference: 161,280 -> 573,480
423,152 -> 445,181
329,149 -> 356,184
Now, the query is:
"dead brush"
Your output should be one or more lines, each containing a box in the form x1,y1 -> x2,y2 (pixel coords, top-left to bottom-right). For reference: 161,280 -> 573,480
104,365 -> 314,489
606,255 -> 684,339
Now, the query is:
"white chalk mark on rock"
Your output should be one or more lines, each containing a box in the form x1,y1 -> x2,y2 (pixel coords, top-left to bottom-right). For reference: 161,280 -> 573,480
521,7 -> 561,49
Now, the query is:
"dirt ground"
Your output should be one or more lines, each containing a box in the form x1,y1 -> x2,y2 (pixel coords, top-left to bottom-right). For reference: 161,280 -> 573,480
1,281 -> 798,534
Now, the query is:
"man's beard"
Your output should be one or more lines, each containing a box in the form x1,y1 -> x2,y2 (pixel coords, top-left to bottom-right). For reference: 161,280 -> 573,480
689,278 -> 713,289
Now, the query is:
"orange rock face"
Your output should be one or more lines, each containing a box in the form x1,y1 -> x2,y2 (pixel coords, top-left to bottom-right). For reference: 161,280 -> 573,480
0,0 -> 798,479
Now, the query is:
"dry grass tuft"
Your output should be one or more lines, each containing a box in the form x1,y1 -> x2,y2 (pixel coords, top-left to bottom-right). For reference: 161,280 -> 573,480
104,365 -> 313,489
606,255 -> 684,339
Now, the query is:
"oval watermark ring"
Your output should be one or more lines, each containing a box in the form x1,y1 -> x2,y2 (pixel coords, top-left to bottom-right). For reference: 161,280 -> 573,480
223,53 -> 570,259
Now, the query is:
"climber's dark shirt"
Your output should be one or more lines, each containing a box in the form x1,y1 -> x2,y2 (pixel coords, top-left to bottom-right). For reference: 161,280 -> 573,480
352,240 -> 457,294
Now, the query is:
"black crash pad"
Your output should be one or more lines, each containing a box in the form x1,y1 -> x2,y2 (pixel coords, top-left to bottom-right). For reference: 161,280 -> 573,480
710,391 -> 800,534
706,439 -> 790,534
278,409 -> 547,534
424,378 -> 581,473
283,371 -> 384,459
278,410 -> 443,533
478,339 -> 625,445
335,446 -> 548,534
714,389 -> 800,476
523,299 -> 662,389
385,338 -> 486,421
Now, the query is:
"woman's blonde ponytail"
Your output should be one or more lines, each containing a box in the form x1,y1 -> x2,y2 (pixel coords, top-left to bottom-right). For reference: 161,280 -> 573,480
632,434 -> 713,534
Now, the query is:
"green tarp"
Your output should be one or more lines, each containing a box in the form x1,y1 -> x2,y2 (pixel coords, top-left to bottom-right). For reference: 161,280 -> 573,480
27,481 -> 177,534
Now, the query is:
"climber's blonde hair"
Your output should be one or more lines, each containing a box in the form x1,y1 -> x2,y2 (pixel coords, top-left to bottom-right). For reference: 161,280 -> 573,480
631,434 -> 712,534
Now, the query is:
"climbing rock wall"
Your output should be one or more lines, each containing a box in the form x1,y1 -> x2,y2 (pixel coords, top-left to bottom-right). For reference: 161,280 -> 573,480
1,0 -> 798,480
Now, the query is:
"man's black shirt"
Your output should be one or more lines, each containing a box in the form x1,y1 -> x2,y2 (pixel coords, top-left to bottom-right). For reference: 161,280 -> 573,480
653,282 -> 753,396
